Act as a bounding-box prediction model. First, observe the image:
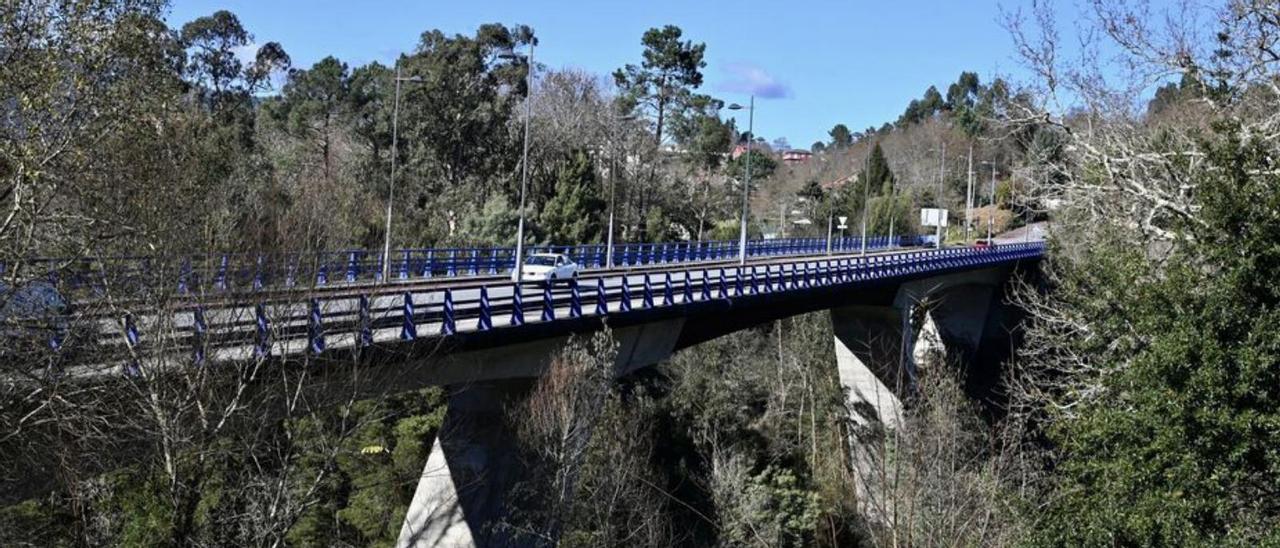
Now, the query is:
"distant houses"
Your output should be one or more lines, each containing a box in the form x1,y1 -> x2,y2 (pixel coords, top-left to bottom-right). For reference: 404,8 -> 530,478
730,143 -> 813,165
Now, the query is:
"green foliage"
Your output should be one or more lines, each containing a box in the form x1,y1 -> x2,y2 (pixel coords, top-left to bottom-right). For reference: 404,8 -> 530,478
828,123 -> 853,148
866,193 -> 917,238
539,150 -> 606,245
272,56 -> 351,141
398,24 -> 532,195
180,10 -> 288,111
798,179 -> 825,202
735,466 -> 822,547
863,141 -> 895,195
1030,121 -> 1280,546
457,195 -> 520,246
613,25 -> 708,145
659,314 -> 865,546
995,179 -> 1013,207
897,85 -> 945,126
725,149 -> 778,185
684,114 -> 734,172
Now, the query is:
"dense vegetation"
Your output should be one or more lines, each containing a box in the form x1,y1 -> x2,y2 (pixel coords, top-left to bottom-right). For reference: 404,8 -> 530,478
4,0 -> 1280,546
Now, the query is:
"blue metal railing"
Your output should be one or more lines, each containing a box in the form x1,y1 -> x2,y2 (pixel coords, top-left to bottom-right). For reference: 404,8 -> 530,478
8,235 -> 918,295
48,242 -> 1043,378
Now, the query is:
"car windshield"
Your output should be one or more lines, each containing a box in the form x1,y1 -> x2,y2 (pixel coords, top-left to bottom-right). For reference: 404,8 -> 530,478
525,255 -> 558,266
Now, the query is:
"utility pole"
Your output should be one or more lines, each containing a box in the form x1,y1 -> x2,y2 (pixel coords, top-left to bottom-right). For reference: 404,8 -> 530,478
382,65 -> 402,282
936,141 -> 946,248
779,202 -> 786,238
988,162 -> 997,241
382,64 -> 424,281
505,41 -> 535,283
606,111 -> 618,268
728,97 -> 755,265
825,212 -> 833,254
965,144 -> 974,243
859,152 -> 870,255
887,174 -> 896,249
605,110 -> 634,268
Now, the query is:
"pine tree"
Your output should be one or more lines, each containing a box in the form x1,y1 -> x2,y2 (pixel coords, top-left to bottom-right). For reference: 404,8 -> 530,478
862,142 -> 895,196
539,150 -> 606,245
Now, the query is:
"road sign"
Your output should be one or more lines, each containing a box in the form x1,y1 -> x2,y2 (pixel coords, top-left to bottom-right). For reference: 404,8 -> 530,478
920,208 -> 949,227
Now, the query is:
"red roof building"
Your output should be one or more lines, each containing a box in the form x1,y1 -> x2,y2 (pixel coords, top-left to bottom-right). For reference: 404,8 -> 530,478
782,149 -> 812,164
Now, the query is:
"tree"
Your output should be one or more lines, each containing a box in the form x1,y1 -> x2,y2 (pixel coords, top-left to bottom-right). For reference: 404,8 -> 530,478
811,141 -> 827,153
828,124 -> 853,148
269,56 -> 351,181
392,24 -> 533,242
921,85 -> 945,115
180,10 -> 289,112
863,142 -> 895,196
1004,2 -> 1280,544
539,150 -> 606,245
686,114 -> 734,173
726,149 -> 778,187
946,71 -> 984,137
612,25 -> 708,148
798,179 -> 825,203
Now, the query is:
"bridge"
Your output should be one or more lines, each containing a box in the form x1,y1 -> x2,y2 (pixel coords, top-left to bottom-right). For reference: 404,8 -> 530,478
6,236 -> 1044,547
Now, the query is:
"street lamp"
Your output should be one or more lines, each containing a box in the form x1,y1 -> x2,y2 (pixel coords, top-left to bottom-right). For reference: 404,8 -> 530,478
606,110 -> 636,268
727,96 -> 754,265
500,41 -> 536,283
382,65 -> 425,281
859,152 -> 870,255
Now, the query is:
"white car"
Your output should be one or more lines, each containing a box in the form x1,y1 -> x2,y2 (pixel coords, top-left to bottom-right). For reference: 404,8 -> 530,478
511,253 -> 580,284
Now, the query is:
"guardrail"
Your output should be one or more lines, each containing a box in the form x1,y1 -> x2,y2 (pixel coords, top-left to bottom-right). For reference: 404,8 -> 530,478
8,235 -> 912,296
38,242 -> 1042,376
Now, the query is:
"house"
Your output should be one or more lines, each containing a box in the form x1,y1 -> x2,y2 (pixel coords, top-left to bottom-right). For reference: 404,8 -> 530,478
782,149 -> 812,164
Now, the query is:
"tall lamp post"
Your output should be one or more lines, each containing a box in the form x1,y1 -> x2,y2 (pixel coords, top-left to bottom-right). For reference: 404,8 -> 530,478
727,96 -> 754,265
382,64 -> 424,281
605,111 -> 635,268
501,41 -> 536,282
859,152 -> 870,255
936,141 -> 946,249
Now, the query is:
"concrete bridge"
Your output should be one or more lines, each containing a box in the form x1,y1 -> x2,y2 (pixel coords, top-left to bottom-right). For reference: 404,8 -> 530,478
12,240 -> 1043,546
389,243 -> 1041,547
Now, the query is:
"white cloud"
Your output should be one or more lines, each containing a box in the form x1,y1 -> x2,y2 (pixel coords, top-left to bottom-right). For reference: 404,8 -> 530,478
716,62 -> 792,99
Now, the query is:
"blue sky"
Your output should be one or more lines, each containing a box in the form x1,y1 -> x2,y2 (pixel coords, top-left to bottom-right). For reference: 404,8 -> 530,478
167,1 -> 1076,148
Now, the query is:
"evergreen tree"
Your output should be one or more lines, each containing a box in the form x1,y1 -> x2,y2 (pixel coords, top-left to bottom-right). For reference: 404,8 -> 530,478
539,150 -> 606,245
612,25 -> 708,147
828,124 -> 853,148
862,142 -> 895,196
725,149 -> 778,187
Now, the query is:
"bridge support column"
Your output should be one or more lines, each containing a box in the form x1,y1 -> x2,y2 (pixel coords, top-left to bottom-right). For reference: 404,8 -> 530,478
920,284 -> 996,368
398,380 -> 537,548
830,304 -> 916,427
397,318 -> 687,548
906,282 -> 1004,407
